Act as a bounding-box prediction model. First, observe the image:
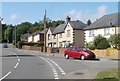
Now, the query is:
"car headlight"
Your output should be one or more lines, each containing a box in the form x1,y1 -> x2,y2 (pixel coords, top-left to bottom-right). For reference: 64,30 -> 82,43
84,52 -> 89,56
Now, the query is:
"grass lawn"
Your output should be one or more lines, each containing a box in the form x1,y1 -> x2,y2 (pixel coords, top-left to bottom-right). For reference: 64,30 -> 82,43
95,68 -> 120,81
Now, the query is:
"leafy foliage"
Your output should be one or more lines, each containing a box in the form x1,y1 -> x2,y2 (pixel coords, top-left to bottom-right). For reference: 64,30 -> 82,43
17,41 -> 24,49
93,35 -> 110,49
85,42 -> 95,50
108,34 -> 120,49
23,42 -> 44,47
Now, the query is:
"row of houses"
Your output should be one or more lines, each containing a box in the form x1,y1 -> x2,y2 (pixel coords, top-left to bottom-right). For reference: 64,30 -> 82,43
21,13 -> 120,48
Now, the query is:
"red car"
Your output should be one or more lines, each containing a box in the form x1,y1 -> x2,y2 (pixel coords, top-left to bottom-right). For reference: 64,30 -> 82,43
64,46 -> 96,60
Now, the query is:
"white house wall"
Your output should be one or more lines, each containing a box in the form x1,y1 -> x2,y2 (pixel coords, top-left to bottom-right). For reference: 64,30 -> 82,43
34,34 -> 40,42
58,23 -> 73,47
28,36 -> 32,42
46,28 -> 57,47
85,27 -> 117,43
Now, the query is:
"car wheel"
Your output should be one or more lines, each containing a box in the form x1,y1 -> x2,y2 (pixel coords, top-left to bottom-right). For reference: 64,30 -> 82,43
65,54 -> 69,59
80,55 -> 85,60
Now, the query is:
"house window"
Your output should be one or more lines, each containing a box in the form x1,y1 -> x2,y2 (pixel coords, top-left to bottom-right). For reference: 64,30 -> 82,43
59,33 -> 62,38
53,35 -> 56,39
59,42 -> 62,47
67,30 -> 71,37
48,34 -> 50,40
104,28 -> 110,36
89,30 -> 94,37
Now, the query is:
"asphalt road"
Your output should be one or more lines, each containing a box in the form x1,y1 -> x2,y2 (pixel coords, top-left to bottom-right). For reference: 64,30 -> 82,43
1,47 -> 118,80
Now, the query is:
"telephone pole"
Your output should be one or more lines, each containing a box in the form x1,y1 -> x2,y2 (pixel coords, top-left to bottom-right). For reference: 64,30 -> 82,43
44,10 -> 47,52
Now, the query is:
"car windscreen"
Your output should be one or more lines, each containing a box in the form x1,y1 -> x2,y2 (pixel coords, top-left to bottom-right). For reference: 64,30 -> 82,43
82,47 -> 88,51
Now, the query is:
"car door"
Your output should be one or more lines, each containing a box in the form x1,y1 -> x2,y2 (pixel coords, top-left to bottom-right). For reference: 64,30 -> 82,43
67,47 -> 73,57
70,47 -> 76,58
74,47 -> 81,58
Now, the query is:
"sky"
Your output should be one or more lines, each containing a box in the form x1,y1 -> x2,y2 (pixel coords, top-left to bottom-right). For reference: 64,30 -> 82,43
1,2 -> 118,25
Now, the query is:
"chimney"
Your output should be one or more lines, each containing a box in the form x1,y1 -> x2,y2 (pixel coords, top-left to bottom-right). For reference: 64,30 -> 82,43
66,16 -> 71,23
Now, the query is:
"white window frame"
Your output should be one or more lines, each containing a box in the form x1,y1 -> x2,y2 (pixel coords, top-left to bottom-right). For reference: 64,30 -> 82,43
67,30 -> 71,37
89,30 -> 94,37
104,28 -> 110,36
59,33 -> 62,38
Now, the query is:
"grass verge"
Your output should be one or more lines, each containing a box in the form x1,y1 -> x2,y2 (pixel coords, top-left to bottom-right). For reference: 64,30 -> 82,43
95,68 -> 120,81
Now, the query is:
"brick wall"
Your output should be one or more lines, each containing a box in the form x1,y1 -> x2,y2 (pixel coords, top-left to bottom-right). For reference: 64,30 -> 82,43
92,49 -> 120,59
22,45 -> 43,52
59,47 -> 67,54
47,47 -> 52,53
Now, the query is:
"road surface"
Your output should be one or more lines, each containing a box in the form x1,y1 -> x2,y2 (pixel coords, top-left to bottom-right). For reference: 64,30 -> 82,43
1,47 -> 118,80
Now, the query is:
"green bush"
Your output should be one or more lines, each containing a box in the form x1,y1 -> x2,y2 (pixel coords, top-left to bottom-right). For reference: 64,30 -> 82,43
17,41 -> 23,49
93,35 -> 110,49
108,34 -> 120,50
85,42 -> 95,50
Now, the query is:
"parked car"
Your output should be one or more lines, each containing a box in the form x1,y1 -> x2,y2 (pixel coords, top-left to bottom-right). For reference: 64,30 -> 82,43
3,43 -> 8,48
64,46 -> 96,60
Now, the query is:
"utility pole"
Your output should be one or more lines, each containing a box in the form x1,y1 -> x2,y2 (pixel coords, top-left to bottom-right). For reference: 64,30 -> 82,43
44,10 -> 47,52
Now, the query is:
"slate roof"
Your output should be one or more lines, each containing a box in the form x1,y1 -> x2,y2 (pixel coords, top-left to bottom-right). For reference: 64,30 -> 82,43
52,21 -> 86,34
31,28 -> 48,36
52,23 -> 66,34
21,33 -> 30,37
69,21 -> 87,30
49,27 -> 55,33
84,13 -> 120,30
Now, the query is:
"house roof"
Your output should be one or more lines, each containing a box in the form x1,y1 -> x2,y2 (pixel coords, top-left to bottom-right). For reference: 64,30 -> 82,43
31,28 -> 48,36
69,21 -> 87,30
84,13 -> 120,30
52,21 -> 86,34
21,33 -> 30,37
49,27 -> 55,33
52,23 -> 67,34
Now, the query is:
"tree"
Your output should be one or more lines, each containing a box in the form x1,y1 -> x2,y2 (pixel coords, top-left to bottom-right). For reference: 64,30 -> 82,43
87,19 -> 91,26
4,25 -> 13,43
93,35 -> 110,49
108,34 -> 120,49
16,22 -> 32,42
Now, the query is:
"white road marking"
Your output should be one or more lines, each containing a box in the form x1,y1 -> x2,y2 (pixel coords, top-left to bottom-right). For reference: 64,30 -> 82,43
54,72 -> 58,75
39,56 -> 59,79
0,71 -> 11,80
47,58 -> 66,75
18,58 -> 20,62
14,63 -> 19,69
1,52 -> 21,80
55,77 -> 59,79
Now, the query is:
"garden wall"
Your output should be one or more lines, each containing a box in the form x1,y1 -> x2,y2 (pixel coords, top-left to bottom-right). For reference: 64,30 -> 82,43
92,49 -> 120,59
